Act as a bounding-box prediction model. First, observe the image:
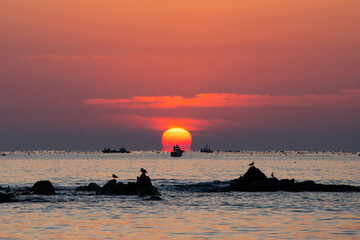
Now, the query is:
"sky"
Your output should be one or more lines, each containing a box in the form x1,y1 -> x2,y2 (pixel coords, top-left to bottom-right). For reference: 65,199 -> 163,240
1,0 -> 360,151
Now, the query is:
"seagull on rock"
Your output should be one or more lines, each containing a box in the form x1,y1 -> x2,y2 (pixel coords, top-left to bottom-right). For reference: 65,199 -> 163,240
140,168 -> 147,174
112,174 -> 118,179
271,172 -> 275,178
248,161 -> 254,166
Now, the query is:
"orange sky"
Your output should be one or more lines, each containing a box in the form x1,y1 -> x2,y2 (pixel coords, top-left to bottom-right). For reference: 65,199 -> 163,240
1,1 -> 360,150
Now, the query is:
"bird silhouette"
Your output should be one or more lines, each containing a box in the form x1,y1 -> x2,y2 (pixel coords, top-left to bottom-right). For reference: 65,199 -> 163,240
271,172 -> 274,178
112,174 -> 118,179
140,168 -> 147,174
248,161 -> 254,166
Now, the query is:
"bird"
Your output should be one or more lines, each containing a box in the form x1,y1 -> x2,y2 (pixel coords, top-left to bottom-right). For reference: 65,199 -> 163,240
140,168 -> 147,174
271,172 -> 274,178
248,161 -> 254,166
112,174 -> 118,179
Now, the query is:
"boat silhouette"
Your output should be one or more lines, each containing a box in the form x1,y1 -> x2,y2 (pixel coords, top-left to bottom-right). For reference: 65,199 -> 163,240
200,145 -> 213,153
102,147 -> 130,153
170,145 -> 183,157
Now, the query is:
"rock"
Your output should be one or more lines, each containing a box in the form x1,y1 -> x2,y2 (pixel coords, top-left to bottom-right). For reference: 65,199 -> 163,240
243,166 -> 268,183
0,192 -> 18,203
228,166 -> 269,191
295,182 -> 360,192
32,180 -> 56,195
225,166 -> 360,192
19,191 -> 32,195
88,182 -> 101,191
96,171 -> 160,196
75,182 -> 101,191
0,186 -> 11,192
278,179 -> 297,191
75,186 -> 89,191
294,180 -> 316,191
96,179 -> 117,195
131,172 -> 160,196
122,182 -> 137,195
145,195 -> 163,201
111,182 -> 126,195
137,186 -> 160,196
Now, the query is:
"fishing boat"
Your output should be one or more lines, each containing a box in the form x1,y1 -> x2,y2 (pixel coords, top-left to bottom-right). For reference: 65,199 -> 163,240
200,145 -> 213,153
102,147 -> 130,153
171,145 -> 183,157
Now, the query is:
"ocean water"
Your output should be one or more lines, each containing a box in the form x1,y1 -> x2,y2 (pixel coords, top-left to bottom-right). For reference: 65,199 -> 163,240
0,151 -> 359,239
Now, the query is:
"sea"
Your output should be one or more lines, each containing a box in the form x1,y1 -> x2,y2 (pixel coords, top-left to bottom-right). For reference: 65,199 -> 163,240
0,151 -> 359,239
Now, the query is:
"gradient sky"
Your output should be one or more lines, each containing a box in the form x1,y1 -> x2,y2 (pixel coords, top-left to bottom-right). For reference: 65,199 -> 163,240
1,0 -> 360,151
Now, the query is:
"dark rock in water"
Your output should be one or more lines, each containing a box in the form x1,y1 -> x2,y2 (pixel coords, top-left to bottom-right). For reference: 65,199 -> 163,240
95,179 -> 127,195
32,180 -> 56,195
96,179 -> 117,195
278,179 -> 296,191
0,186 -> 11,193
228,166 -> 270,191
0,185 -> 10,192
96,171 -> 160,196
19,191 -> 32,195
294,180 -> 316,191
75,182 -> 101,191
145,195 -> 163,201
89,182 -> 101,191
243,166 -> 268,183
294,182 -> 360,192
175,181 -> 229,192
0,192 -> 18,203
75,186 -> 89,191
137,186 -> 159,196
226,166 -> 360,192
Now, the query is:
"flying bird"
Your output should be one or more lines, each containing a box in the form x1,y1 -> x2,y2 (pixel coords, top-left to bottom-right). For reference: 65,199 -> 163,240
112,174 -> 118,179
140,168 -> 147,174
248,161 -> 254,166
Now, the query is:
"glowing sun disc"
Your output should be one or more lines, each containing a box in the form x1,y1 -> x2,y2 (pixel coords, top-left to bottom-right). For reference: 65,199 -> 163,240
162,128 -> 192,151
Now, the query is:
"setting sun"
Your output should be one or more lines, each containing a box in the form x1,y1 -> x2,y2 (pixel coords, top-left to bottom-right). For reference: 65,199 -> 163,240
162,128 -> 192,151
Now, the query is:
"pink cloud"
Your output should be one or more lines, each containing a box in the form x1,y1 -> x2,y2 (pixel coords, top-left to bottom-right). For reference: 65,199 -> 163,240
21,54 -> 66,60
102,114 -> 229,131
20,54 -> 111,60
83,89 -> 360,109
83,89 -> 360,132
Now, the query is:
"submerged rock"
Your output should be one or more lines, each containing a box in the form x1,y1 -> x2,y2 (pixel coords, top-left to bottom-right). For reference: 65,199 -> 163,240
96,169 -> 160,196
145,195 -> 163,201
96,179 -> 126,195
75,182 -> 101,192
0,186 -> 10,192
175,181 -> 229,192
226,166 -> 360,192
0,192 -> 18,203
32,180 -> 56,195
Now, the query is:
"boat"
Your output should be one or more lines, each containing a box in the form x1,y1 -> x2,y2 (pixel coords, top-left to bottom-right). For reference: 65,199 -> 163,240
102,147 -> 130,153
200,145 -> 213,153
170,145 -> 183,157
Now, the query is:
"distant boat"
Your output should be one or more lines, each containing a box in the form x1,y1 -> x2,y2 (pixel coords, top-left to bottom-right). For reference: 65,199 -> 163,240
102,147 -> 130,153
171,145 -> 183,157
200,145 -> 213,153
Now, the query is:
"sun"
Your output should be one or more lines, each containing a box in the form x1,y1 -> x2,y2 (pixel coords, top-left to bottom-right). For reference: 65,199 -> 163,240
162,128 -> 192,151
